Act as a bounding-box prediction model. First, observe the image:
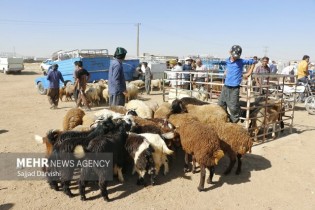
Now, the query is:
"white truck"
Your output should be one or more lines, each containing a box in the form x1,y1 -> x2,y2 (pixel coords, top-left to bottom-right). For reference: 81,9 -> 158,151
0,57 -> 24,74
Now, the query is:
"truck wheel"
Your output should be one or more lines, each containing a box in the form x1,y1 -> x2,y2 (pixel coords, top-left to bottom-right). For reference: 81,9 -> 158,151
37,82 -> 47,95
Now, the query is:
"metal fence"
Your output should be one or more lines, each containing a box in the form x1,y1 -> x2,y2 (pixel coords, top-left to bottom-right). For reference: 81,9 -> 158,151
162,70 -> 298,142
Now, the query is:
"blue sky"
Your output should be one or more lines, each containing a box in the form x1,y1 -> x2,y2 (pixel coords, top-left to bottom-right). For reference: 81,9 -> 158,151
0,0 -> 314,61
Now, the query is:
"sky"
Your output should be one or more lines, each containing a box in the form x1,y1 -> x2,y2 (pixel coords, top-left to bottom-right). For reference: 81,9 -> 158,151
0,0 -> 314,62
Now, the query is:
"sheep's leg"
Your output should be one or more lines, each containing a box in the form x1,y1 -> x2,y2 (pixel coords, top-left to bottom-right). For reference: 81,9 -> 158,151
117,167 -> 124,182
197,165 -> 206,192
206,166 -> 215,184
136,169 -> 146,186
272,123 -> 276,139
184,153 -> 190,173
99,177 -> 109,202
192,156 -> 197,174
235,154 -> 243,175
162,155 -> 169,175
62,180 -> 73,198
224,153 -> 236,175
61,166 -> 75,198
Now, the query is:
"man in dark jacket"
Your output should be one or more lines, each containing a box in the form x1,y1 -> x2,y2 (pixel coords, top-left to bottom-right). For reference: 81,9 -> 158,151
46,64 -> 65,109
74,61 -> 91,111
108,47 -> 128,106
182,57 -> 193,90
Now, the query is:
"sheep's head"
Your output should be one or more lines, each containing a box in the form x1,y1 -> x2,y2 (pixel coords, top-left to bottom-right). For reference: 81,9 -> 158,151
171,99 -> 187,114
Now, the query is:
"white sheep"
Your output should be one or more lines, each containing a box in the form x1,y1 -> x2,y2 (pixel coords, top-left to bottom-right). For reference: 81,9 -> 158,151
85,86 -> 100,106
125,100 -> 153,119
138,133 -> 174,175
150,79 -> 162,91
126,83 -> 139,102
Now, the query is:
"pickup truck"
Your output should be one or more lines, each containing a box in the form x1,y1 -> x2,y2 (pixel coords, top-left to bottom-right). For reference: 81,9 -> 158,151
0,57 -> 24,74
34,49 -> 139,95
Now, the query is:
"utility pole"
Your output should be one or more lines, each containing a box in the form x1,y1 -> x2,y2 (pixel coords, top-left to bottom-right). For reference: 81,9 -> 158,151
136,23 -> 141,58
263,46 -> 268,56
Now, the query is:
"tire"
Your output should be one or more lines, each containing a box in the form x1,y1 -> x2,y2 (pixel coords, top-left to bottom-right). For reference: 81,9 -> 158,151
37,82 -> 47,95
305,96 -> 315,115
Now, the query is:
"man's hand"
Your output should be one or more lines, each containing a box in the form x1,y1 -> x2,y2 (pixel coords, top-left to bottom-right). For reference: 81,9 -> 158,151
243,73 -> 251,79
123,91 -> 128,96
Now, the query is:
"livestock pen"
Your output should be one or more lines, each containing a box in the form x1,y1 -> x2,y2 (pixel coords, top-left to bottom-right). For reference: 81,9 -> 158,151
162,70 -> 298,142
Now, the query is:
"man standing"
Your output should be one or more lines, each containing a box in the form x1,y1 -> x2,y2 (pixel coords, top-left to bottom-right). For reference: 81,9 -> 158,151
218,45 -> 256,123
108,47 -> 128,106
254,56 -> 271,94
46,64 -> 65,109
182,57 -> 193,89
297,55 -> 310,83
74,61 -> 91,111
143,62 -> 152,95
193,59 -> 208,87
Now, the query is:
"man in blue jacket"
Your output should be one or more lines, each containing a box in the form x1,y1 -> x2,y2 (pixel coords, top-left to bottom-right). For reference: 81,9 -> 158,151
108,47 -> 128,106
218,45 -> 256,123
47,64 -> 65,109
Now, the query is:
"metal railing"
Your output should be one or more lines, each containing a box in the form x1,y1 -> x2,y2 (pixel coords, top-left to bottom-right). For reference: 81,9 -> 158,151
162,70 -> 298,142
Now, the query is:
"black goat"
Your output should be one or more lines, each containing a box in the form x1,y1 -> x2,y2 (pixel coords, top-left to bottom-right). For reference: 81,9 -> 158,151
75,119 -> 132,201
46,117 -> 116,197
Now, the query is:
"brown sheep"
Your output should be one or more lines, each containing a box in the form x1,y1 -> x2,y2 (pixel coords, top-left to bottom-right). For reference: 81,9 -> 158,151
154,102 -> 171,118
62,108 -> 85,131
169,113 -> 224,191
186,104 -> 228,123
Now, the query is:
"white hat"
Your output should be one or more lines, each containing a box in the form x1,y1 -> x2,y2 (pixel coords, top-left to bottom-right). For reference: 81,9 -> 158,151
185,57 -> 192,61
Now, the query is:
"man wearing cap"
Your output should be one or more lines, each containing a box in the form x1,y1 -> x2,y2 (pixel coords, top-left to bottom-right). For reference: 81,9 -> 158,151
46,64 -> 65,109
74,61 -> 91,111
108,47 -> 128,106
218,45 -> 256,123
182,57 -> 193,89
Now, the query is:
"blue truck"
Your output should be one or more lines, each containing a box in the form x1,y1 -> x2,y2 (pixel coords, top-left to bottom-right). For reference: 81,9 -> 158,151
35,49 -> 139,95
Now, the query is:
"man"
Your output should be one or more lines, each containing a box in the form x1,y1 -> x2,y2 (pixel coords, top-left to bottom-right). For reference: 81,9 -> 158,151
143,62 -> 152,95
108,47 -> 128,106
182,57 -> 193,89
74,61 -> 91,111
193,59 -> 208,87
269,60 -> 278,74
297,55 -> 310,102
133,63 -> 143,80
46,64 -> 65,109
254,56 -> 270,94
218,45 -> 256,123
297,55 -> 310,83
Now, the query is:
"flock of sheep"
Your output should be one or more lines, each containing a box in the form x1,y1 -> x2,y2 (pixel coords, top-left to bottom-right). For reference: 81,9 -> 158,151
34,96 -> 260,202
59,79 -> 163,106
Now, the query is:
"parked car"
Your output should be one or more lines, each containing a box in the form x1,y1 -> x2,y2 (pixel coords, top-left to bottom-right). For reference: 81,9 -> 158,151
40,59 -> 52,75
0,57 -> 24,74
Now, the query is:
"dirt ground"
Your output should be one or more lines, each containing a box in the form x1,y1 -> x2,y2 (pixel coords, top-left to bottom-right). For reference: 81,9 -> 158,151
0,64 -> 314,210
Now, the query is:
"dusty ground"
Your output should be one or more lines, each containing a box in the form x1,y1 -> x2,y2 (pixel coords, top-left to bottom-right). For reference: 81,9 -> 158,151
0,64 -> 314,210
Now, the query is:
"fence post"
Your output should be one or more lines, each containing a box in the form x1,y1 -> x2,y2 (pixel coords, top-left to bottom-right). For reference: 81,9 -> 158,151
245,75 -> 252,129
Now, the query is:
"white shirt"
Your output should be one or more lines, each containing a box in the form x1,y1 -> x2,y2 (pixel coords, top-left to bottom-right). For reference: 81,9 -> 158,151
195,65 -> 207,79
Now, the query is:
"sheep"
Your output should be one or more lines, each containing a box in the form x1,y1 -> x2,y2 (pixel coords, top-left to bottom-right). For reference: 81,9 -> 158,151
71,125 -> 91,131
45,118 -> 117,197
251,105 -> 279,142
62,108 -> 85,131
126,100 -> 153,119
154,102 -> 171,118
199,120 -> 253,175
150,79 -> 162,91
92,80 -> 107,98
125,133 -> 156,185
145,101 -> 160,113
102,88 -> 109,105
74,119 -> 133,201
192,86 -> 209,101
59,87 -> 66,101
108,105 -> 128,114
129,80 -> 145,89
125,83 -> 139,102
168,113 -> 224,191
65,84 -> 75,101
185,104 -> 228,124
138,133 -> 174,176
85,86 -> 100,106
169,97 -> 209,115
176,105 -> 252,175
